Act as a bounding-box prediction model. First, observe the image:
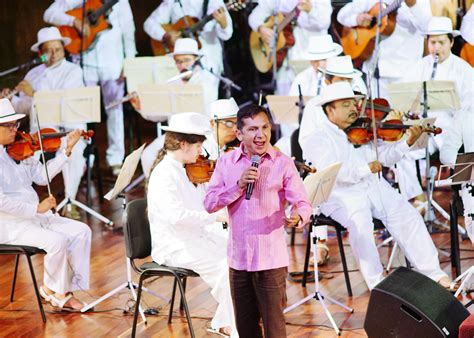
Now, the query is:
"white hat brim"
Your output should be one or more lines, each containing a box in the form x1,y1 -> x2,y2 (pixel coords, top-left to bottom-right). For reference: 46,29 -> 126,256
0,113 -> 26,124
301,43 -> 343,61
161,126 -> 211,136
313,93 -> 364,107
170,50 -> 201,56
212,112 -> 238,119
423,29 -> 461,37
31,37 -> 71,52
319,67 -> 362,79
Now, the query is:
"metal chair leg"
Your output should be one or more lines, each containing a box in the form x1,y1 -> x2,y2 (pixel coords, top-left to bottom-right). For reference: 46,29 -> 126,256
175,276 -> 195,338
168,277 -> 178,324
180,277 -> 187,310
26,254 -> 46,323
132,274 -> 145,338
450,201 -> 462,276
290,227 -> 296,246
336,228 -> 353,297
10,255 -> 20,302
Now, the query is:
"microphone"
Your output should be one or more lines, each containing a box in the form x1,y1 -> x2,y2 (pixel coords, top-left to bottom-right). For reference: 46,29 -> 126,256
245,155 -> 261,200
0,54 -> 49,78
431,54 -> 439,80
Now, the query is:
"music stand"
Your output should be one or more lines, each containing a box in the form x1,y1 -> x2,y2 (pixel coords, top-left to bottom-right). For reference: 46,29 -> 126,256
389,80 -> 460,231
123,56 -> 179,93
436,153 -> 474,297
284,162 -> 354,336
81,144 -> 168,320
266,95 -> 313,125
33,86 -> 112,225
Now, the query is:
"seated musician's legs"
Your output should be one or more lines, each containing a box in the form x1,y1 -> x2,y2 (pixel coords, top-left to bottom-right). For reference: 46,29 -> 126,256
462,183 -> 474,243
167,234 -> 235,334
372,184 -> 448,283
329,202 -> 384,289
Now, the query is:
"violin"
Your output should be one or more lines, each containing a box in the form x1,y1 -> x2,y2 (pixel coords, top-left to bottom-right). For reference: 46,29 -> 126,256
185,154 -> 216,184
357,97 -> 418,121
7,128 -> 94,161
345,117 -> 442,145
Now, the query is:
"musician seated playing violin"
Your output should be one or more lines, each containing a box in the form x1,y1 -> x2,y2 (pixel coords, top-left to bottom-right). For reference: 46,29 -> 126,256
303,82 -> 453,290
147,112 -> 236,337
0,99 -> 92,312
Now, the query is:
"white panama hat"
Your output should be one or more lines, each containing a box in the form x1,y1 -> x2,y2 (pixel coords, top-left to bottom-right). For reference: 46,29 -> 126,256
172,38 -> 201,56
313,82 -> 364,106
31,27 -> 71,52
319,55 -> 362,79
0,98 -> 25,124
301,34 -> 343,61
210,98 -> 239,119
424,16 -> 460,37
161,112 -> 212,135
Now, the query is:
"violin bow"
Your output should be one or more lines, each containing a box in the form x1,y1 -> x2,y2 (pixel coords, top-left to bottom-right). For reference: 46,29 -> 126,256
33,106 -> 55,211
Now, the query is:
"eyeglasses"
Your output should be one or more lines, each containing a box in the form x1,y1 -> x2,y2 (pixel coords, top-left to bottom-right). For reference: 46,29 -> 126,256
217,120 -> 236,128
0,121 -> 20,130
174,58 -> 195,65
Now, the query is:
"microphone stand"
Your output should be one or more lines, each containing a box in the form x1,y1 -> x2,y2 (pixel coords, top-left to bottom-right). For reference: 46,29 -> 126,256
200,65 -> 242,98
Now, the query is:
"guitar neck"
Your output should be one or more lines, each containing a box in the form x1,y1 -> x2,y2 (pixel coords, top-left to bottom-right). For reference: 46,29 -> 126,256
277,7 -> 299,33
187,1 -> 240,35
379,0 -> 404,18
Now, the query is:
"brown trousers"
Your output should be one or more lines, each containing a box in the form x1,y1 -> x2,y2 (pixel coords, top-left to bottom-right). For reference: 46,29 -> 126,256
229,267 -> 288,338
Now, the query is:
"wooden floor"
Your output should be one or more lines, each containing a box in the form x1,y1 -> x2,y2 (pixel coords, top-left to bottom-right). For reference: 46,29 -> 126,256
1,119 -> 473,337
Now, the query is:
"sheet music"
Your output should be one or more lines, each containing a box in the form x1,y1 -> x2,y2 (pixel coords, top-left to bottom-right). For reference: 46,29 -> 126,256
303,162 -> 342,207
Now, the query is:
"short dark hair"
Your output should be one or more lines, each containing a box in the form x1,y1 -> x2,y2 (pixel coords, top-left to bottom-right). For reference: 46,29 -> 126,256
428,33 -> 454,43
322,102 -> 334,115
237,104 -> 272,130
324,74 -> 335,82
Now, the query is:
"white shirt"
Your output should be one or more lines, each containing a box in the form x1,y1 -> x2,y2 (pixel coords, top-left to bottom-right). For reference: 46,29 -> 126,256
461,6 -> 474,45
147,154 -> 219,264
12,59 -> 85,130
144,0 -> 233,75
0,146 -> 68,243
440,107 -> 474,166
44,0 -> 137,82
303,111 -> 410,212
403,54 -> 474,136
248,0 -> 332,60
337,0 -> 432,78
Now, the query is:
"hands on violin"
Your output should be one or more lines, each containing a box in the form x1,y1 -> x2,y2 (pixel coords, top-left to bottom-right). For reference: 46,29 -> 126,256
368,160 -> 382,174
405,125 -> 423,147
65,129 -> 83,157
37,195 -> 57,214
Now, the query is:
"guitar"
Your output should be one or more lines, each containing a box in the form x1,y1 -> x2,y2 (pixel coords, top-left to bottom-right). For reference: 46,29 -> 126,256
58,0 -> 119,55
150,0 -> 246,56
340,0 -> 403,65
249,7 -> 300,73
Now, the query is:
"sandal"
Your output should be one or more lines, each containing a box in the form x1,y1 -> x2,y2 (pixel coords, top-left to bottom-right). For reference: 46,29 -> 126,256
39,286 -> 52,304
49,293 -> 84,313
316,242 -> 330,266
206,327 -> 231,337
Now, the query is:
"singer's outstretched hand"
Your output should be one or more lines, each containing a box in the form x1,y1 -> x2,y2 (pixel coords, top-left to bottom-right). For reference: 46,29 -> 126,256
238,166 -> 259,189
283,206 -> 301,228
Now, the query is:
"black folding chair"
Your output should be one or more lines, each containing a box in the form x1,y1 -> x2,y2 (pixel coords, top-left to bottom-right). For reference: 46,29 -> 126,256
123,198 -> 199,338
0,245 -> 46,322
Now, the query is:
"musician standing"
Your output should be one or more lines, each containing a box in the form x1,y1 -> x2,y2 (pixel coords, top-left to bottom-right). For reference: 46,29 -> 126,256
144,0 -> 233,76
303,82 -> 451,290
44,0 -> 137,176
1,27 -> 86,219
147,112 -> 236,337
204,105 -> 312,337
0,98 -> 91,312
248,0 -> 332,95
337,0 -> 432,99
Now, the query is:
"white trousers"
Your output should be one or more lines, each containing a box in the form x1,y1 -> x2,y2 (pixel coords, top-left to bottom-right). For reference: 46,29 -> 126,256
86,79 -> 125,166
324,180 -> 447,290
7,214 -> 91,294
61,139 -> 87,199
167,232 -> 237,336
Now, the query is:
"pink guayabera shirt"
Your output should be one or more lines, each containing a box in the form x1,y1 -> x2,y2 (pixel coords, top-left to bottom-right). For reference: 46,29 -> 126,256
204,144 -> 312,271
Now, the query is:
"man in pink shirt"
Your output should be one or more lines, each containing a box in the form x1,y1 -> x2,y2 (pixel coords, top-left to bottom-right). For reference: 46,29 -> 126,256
204,105 -> 312,337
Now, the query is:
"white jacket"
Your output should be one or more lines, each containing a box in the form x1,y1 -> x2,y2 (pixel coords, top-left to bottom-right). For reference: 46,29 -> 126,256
44,0 -> 137,82
144,0 -> 233,75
